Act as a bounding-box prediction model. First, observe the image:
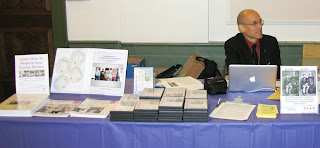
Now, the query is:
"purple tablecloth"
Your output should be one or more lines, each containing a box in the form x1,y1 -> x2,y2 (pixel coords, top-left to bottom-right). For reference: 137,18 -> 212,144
0,79 -> 319,148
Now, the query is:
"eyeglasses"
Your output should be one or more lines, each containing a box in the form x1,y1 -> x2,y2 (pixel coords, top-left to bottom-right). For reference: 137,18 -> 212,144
242,20 -> 264,27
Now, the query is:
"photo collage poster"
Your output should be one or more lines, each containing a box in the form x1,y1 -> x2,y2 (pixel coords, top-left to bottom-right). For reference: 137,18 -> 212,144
280,66 -> 318,114
51,48 -> 128,96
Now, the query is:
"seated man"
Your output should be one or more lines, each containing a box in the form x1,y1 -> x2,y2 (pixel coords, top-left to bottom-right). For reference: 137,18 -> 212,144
224,9 -> 281,78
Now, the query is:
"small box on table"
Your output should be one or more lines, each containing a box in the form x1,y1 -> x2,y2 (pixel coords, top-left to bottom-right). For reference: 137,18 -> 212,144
126,57 -> 145,78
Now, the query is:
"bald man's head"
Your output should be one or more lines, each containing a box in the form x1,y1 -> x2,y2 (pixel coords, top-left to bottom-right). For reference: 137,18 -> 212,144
237,9 -> 258,25
236,9 -> 263,43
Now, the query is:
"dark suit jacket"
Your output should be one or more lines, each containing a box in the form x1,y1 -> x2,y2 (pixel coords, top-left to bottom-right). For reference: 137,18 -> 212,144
224,33 -> 281,78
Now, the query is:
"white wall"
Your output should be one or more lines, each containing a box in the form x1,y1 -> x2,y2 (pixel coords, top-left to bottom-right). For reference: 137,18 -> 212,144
66,0 -> 320,42
66,0 -> 208,42
210,0 -> 320,42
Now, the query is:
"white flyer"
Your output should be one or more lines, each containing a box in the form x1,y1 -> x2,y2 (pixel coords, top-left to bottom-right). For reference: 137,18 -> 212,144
51,48 -> 128,96
280,66 -> 318,114
15,54 -> 50,94
133,67 -> 154,94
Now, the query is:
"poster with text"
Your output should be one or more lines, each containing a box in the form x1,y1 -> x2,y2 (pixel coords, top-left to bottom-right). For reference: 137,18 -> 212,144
280,66 -> 318,114
15,54 -> 49,94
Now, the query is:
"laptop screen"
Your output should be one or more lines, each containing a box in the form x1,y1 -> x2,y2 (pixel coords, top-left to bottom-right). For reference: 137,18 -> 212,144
228,64 -> 277,92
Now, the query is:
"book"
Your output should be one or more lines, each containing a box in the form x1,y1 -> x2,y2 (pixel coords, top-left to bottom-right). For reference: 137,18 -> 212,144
50,48 -> 128,96
0,94 -> 49,117
70,98 -> 117,118
33,100 -> 82,117
185,90 -> 207,99
139,88 -> 164,99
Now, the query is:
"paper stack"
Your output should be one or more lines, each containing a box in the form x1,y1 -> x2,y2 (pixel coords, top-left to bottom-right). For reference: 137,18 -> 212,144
256,104 -> 279,118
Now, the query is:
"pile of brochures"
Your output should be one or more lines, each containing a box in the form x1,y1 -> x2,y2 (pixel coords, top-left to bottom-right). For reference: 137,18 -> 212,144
256,104 -> 279,118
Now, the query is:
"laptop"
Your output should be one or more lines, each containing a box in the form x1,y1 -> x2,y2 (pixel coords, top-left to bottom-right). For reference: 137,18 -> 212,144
228,64 -> 277,92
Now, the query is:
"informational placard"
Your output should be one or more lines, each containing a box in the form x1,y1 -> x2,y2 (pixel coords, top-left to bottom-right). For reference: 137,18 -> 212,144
51,48 -> 128,96
133,67 -> 154,94
15,54 -> 50,94
280,66 -> 318,114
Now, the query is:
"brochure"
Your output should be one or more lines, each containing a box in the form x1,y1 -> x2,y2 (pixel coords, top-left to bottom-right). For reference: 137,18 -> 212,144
280,66 -> 318,114
133,67 -> 154,94
70,98 -> 117,118
50,48 -> 128,96
15,54 -> 50,94
34,100 -> 82,117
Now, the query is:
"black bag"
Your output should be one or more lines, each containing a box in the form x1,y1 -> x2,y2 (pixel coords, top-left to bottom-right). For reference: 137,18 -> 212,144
156,64 -> 183,78
196,57 -> 221,79
204,76 -> 227,95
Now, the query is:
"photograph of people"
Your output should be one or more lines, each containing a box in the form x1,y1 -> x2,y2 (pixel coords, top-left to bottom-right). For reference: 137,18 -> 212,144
299,71 -> 316,96
95,67 -> 101,80
282,71 -> 299,96
224,9 -> 281,78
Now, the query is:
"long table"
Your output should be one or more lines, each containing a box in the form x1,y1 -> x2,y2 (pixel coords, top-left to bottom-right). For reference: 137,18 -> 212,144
0,79 -> 319,148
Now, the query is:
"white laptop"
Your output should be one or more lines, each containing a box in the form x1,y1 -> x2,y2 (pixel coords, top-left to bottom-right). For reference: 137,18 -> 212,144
228,64 -> 277,92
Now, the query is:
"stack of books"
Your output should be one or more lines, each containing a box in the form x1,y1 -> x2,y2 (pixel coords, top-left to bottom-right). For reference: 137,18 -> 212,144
256,104 -> 279,118
183,99 -> 208,122
0,94 -> 50,117
134,88 -> 164,122
158,97 -> 185,122
158,88 -> 186,122
134,99 -> 160,122
110,94 -> 139,121
183,90 -> 208,122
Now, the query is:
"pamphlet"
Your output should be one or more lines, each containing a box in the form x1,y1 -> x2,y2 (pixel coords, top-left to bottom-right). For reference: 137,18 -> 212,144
15,54 -> 50,94
133,67 -> 154,94
34,100 -> 82,117
256,104 -> 278,118
280,66 -> 318,114
70,98 -> 117,118
50,48 -> 128,96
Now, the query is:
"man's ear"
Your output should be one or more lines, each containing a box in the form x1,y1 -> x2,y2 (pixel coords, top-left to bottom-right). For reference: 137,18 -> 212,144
238,24 -> 245,33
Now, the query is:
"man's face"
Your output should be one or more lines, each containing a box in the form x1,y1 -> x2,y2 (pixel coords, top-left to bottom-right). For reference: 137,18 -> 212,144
239,11 -> 263,43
